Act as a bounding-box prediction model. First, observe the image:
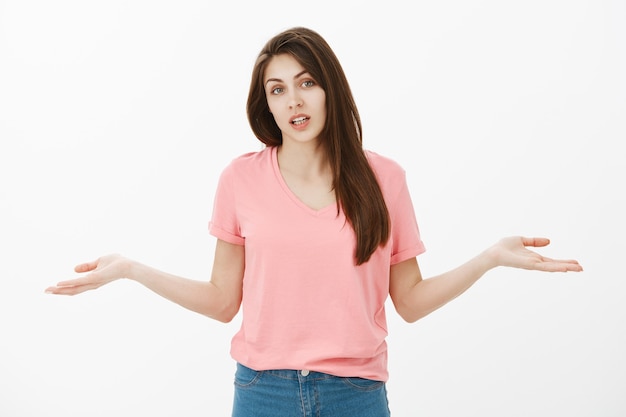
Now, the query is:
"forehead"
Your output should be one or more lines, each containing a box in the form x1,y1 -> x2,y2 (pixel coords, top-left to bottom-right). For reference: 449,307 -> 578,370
263,54 -> 307,81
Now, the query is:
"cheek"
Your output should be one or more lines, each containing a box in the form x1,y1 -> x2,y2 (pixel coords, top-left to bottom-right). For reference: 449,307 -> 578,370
265,97 -> 281,118
315,91 -> 327,111
267,105 -> 281,122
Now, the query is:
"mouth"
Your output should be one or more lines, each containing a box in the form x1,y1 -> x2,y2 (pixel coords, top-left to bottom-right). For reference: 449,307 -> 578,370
290,115 -> 310,125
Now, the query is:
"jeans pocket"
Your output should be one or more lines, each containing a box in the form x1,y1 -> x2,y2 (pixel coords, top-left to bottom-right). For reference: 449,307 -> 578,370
341,377 -> 385,392
234,363 -> 263,388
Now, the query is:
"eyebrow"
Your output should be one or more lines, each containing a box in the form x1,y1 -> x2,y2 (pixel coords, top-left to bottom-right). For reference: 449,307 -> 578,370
264,70 -> 310,86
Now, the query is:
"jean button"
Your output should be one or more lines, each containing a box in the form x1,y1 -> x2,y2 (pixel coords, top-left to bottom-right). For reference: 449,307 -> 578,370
301,369 -> 310,376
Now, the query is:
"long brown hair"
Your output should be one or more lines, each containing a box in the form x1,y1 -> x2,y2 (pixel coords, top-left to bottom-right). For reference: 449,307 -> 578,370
247,27 -> 390,265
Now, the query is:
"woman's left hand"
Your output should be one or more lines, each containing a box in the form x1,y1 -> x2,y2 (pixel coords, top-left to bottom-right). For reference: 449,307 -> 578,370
488,236 -> 583,272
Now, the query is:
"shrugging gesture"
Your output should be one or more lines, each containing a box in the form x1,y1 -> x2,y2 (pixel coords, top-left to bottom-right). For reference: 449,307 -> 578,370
44,26 -> 584,417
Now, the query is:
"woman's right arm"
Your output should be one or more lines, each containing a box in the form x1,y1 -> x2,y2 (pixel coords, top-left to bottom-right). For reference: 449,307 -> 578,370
45,239 -> 245,323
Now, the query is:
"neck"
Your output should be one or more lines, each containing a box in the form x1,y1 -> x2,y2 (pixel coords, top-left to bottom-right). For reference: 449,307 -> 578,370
277,142 -> 330,179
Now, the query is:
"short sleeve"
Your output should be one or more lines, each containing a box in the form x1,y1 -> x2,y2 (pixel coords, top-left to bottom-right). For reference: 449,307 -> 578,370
208,163 -> 245,246
388,170 -> 426,265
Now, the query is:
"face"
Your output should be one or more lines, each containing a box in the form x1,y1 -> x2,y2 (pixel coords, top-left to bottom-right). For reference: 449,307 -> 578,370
263,54 -> 326,146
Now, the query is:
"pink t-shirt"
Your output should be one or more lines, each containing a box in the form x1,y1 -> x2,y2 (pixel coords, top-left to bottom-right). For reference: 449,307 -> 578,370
209,146 -> 425,381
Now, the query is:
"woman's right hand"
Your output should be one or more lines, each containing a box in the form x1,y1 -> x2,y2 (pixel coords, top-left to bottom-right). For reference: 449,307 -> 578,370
45,254 -> 131,296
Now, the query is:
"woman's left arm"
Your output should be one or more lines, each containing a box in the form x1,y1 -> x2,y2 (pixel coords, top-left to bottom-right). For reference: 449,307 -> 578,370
389,236 -> 583,323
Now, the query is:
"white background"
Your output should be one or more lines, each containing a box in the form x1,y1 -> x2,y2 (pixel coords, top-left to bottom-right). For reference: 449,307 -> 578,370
1,0 -> 624,416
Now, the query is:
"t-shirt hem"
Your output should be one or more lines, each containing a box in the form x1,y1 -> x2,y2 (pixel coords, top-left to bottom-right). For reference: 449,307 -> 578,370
208,222 -> 244,246
390,245 -> 426,265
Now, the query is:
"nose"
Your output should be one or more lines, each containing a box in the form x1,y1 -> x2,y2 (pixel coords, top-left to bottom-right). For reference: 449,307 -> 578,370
288,91 -> 303,110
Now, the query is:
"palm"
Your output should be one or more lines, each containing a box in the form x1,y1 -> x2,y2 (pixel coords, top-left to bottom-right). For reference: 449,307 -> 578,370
45,254 -> 128,295
492,236 -> 582,272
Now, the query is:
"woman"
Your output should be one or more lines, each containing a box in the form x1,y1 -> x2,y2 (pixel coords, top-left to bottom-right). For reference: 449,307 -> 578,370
46,27 -> 582,416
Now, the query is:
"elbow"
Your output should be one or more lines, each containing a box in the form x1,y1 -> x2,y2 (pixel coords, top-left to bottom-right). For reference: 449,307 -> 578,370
205,300 -> 241,323
203,280 -> 242,323
394,300 -> 428,323
211,313 -> 236,323
397,308 -> 422,324
207,311 -> 236,323
402,315 -> 419,324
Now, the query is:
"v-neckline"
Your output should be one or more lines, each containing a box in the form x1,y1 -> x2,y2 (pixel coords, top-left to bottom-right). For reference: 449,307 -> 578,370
271,146 -> 337,216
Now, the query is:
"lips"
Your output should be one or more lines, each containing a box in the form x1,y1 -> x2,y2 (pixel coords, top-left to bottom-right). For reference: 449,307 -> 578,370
291,116 -> 308,125
289,114 -> 310,126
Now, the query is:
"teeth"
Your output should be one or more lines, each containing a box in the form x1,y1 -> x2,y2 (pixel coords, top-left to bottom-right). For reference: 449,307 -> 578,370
292,117 -> 307,125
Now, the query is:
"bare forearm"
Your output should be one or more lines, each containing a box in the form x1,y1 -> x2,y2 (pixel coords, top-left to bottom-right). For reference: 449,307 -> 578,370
404,250 -> 496,322
46,242 -> 244,321
392,236 -> 582,323
127,261 -> 235,322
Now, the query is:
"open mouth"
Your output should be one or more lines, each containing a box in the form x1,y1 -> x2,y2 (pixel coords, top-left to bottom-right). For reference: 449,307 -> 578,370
291,116 -> 309,125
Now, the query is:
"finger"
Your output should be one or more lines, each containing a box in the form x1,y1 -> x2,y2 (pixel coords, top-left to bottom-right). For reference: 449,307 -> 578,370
536,253 -> 581,264
536,260 -> 583,272
533,251 -> 581,266
521,237 -> 550,248
45,282 -> 101,296
74,259 -> 99,273
55,273 -> 97,288
46,286 -> 84,296
44,286 -> 76,295
45,285 -> 78,295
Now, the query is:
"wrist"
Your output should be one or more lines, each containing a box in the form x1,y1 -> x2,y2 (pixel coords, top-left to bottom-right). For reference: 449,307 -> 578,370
122,257 -> 141,281
478,245 -> 500,272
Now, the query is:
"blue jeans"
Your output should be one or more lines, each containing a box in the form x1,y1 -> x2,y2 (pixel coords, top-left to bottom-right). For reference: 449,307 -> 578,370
231,363 -> 391,417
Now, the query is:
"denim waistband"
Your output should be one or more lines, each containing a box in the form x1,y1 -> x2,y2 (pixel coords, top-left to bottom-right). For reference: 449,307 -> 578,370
232,362 -> 390,417
243,364 -> 337,381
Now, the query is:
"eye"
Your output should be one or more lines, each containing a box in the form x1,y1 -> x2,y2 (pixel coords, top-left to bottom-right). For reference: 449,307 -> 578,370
270,86 -> 284,95
301,80 -> 316,88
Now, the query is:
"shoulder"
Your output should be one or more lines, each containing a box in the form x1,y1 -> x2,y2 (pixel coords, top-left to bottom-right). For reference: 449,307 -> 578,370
365,150 -> 411,201
221,147 -> 274,178
365,150 -> 406,179
227,147 -> 272,168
